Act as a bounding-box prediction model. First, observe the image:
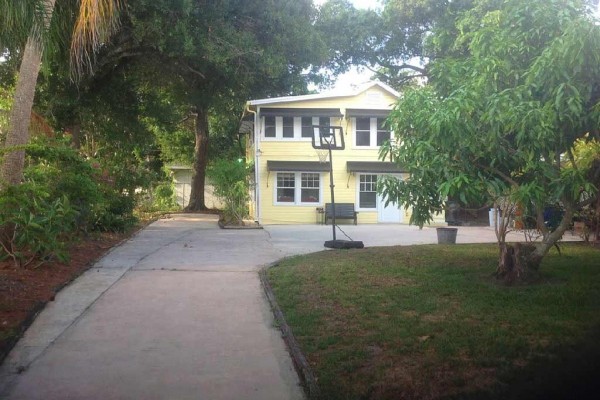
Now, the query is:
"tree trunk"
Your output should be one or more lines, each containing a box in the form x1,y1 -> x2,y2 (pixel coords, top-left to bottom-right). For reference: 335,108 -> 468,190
69,123 -> 82,149
185,107 -> 209,211
0,0 -> 57,190
496,204 -> 574,284
496,242 -> 541,284
0,39 -> 43,189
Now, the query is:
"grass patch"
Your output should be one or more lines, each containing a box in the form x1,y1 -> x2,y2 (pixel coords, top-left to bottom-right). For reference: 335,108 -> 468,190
267,243 -> 600,400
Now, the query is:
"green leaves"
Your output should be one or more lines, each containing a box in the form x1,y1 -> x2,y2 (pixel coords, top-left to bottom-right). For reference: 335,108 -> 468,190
207,158 -> 251,224
0,184 -> 78,268
382,0 -> 600,241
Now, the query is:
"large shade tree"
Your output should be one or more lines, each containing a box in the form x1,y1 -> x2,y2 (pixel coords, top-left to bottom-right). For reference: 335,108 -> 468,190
124,0 -> 327,211
315,0 -> 478,88
0,0 -> 122,189
380,0 -> 600,283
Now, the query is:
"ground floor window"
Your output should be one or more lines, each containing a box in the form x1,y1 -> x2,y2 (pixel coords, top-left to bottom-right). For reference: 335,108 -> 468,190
276,173 -> 295,203
358,174 -> 377,209
301,173 -> 320,202
275,172 -> 321,205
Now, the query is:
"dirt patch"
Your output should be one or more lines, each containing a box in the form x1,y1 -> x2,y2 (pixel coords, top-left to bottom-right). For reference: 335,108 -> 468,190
0,230 -> 134,363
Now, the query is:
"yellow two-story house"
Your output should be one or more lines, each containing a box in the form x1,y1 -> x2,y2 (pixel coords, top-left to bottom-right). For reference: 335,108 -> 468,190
244,81 -> 441,225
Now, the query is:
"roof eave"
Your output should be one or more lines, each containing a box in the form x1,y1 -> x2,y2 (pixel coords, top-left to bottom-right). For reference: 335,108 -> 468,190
248,81 -> 400,107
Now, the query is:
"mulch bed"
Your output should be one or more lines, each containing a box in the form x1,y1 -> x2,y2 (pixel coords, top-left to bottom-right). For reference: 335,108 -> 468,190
0,230 -> 134,363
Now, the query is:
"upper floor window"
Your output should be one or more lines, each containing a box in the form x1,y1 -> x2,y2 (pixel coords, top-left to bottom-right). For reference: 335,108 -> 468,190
262,116 -> 333,140
318,117 -> 330,128
301,117 -> 313,138
353,117 -> 391,148
355,118 -> 371,146
377,118 -> 391,146
264,116 -> 276,138
282,117 -> 294,138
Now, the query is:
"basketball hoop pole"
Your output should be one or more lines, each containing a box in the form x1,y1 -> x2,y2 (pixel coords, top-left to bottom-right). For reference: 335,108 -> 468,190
311,125 -> 363,249
327,145 -> 336,241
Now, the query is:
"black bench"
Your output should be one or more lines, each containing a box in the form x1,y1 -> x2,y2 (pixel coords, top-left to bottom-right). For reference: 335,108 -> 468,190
325,203 -> 358,225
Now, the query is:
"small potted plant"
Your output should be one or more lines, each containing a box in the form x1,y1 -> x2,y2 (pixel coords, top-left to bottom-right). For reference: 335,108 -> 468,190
436,226 -> 458,244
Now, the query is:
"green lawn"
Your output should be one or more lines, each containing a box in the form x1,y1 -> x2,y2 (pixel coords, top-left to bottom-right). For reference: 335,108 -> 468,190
267,243 -> 600,400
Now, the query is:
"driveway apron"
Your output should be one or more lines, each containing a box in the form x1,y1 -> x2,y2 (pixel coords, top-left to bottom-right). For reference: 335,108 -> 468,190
0,214 -> 303,400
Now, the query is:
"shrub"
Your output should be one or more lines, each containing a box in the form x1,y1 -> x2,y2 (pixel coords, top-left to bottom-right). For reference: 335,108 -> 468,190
25,139 -> 104,232
137,181 -> 179,212
93,189 -> 137,232
0,184 -> 78,268
0,137 -> 145,266
25,138 -> 137,233
153,183 -> 178,209
207,159 -> 250,224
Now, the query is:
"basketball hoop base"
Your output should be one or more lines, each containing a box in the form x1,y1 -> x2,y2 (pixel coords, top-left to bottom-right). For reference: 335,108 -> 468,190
324,240 -> 364,249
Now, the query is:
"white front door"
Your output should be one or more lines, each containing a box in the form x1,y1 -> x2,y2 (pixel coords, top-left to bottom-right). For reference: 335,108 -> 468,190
377,195 -> 402,223
377,175 -> 403,223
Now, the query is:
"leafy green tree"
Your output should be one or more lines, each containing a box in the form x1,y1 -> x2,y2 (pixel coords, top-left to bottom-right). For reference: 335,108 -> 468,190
315,0 -> 478,88
380,0 -> 600,283
313,0 -> 382,84
122,0 -> 327,211
0,0 -> 122,190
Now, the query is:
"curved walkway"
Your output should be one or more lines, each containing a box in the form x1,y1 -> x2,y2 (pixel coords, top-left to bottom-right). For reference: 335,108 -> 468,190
0,215 -> 581,399
0,214 -> 299,400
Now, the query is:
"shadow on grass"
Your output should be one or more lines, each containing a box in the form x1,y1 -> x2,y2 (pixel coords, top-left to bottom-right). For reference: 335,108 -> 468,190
446,326 -> 600,400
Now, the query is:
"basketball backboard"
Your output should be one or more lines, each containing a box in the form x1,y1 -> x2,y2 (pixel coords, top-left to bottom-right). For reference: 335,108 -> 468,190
311,125 -> 345,150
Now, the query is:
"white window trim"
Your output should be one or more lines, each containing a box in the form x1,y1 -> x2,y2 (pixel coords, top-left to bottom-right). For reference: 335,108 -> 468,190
262,116 -> 332,141
352,117 -> 391,149
355,173 -> 378,211
274,171 -> 323,206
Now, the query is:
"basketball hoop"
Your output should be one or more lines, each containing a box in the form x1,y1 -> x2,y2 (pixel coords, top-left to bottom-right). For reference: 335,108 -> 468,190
316,149 -> 329,163
310,125 -> 363,249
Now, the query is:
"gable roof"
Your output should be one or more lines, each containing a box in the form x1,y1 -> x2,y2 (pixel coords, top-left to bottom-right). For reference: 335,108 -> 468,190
247,81 -> 399,107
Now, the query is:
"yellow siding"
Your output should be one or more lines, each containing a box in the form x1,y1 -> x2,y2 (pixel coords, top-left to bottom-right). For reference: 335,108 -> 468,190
257,143 -> 409,224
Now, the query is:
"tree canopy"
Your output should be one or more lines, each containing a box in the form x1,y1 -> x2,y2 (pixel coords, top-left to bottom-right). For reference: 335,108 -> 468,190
2,0 -> 332,211
380,0 -> 600,281
116,0 -> 328,210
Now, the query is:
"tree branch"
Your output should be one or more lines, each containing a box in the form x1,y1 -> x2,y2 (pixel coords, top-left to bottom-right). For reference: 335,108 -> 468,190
392,63 -> 427,75
179,60 -> 205,79
535,207 -> 549,237
476,162 -> 520,188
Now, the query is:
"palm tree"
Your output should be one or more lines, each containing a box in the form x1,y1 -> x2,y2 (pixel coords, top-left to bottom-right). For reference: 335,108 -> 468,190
0,0 -> 122,189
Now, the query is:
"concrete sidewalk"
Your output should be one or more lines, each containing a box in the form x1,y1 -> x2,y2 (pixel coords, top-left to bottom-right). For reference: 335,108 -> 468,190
0,214 -> 301,400
0,215 -> 581,399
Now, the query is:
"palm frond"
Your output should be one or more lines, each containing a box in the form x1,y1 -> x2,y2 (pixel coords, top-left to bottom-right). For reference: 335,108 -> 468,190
0,0 -> 49,50
70,0 -> 123,80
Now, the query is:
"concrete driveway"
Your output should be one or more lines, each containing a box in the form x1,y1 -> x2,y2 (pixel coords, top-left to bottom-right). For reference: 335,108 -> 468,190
0,214 -> 580,399
264,222 -> 581,255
